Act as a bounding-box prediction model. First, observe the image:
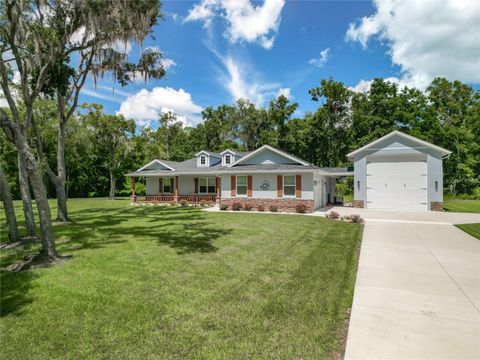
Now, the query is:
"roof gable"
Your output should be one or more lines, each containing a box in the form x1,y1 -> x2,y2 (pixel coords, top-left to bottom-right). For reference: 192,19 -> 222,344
137,159 -> 175,172
230,145 -> 310,167
195,150 -> 221,158
347,131 -> 451,159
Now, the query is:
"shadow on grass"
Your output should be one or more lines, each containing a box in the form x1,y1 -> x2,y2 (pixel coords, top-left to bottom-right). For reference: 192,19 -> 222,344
55,206 -> 227,254
1,205 -> 230,316
0,270 -> 37,317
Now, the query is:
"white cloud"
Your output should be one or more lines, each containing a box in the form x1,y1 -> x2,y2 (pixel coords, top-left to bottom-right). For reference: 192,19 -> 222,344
185,0 -> 285,49
160,58 -> 176,70
144,46 -> 176,70
0,70 -> 24,107
117,87 -> 203,127
80,89 -> 124,103
184,0 -> 217,27
219,55 -> 280,106
308,48 -> 330,68
276,87 -> 291,99
346,0 -> 480,89
348,76 -> 411,93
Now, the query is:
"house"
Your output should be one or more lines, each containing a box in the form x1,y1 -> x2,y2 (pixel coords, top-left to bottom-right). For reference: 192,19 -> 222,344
126,131 -> 450,212
126,145 -> 351,212
347,131 -> 451,211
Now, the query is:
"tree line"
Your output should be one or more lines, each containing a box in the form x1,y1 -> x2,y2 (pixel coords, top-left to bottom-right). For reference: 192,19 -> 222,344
3,76 -> 480,205
1,1 -> 479,265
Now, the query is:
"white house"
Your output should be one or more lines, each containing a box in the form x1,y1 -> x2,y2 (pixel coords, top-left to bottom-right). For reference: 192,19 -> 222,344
126,131 -> 451,212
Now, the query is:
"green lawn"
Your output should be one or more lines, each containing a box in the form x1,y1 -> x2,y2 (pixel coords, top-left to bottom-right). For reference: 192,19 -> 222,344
444,199 -> 480,213
456,223 -> 480,240
1,198 -> 362,359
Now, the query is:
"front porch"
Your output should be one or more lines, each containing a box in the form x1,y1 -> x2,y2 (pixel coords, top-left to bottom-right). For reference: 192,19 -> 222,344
130,175 -> 221,205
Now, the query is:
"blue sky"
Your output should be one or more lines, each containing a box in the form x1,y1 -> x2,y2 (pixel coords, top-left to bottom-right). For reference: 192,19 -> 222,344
78,0 -> 480,128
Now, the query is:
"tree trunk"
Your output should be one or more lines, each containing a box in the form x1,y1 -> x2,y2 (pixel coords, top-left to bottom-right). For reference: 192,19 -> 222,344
0,166 -> 20,242
27,161 -> 57,259
15,131 -> 57,259
109,170 -> 116,200
54,179 -> 68,222
17,153 -> 37,237
49,118 -> 68,222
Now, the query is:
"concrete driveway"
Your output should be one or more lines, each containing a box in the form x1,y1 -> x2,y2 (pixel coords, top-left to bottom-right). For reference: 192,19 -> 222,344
331,208 -> 480,360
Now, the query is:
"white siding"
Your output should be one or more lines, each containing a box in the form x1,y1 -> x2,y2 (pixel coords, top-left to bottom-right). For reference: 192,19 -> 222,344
427,155 -> 443,203
178,175 -> 195,195
242,149 -> 296,165
220,173 -> 313,200
146,177 -> 159,195
313,173 -> 329,209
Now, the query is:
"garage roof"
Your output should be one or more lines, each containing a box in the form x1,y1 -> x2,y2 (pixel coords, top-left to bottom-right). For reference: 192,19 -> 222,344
347,131 -> 452,159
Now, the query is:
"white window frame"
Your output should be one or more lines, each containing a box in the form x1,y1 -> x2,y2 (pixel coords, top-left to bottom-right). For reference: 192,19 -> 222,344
200,155 -> 206,165
199,177 -> 216,194
162,177 -> 173,194
225,154 -> 231,165
283,175 -> 296,198
236,175 -> 248,197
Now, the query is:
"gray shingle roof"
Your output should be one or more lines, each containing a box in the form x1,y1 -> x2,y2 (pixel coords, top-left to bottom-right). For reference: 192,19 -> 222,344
217,164 -> 320,172
126,148 -> 325,176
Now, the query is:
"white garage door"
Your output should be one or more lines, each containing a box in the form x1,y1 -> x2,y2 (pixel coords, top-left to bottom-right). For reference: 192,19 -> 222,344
366,161 -> 427,210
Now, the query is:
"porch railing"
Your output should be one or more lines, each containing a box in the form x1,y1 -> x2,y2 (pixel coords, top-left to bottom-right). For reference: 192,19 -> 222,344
131,194 -> 218,204
178,194 -> 217,204
132,195 -> 176,203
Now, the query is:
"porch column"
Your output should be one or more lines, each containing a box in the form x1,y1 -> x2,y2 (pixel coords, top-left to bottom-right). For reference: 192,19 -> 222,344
216,176 -> 221,203
175,176 -> 179,203
131,177 -> 136,203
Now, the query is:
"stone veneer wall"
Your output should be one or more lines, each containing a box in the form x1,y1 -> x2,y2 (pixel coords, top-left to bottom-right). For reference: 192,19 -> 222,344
430,202 -> 443,211
352,200 -> 364,208
221,198 -> 315,213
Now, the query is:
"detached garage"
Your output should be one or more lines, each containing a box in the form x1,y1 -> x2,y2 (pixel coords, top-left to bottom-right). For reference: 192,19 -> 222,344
348,131 -> 451,211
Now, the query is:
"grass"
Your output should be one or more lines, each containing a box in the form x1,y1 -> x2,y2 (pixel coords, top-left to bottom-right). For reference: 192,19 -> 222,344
456,223 -> 480,240
0,198 -> 363,359
444,199 -> 480,213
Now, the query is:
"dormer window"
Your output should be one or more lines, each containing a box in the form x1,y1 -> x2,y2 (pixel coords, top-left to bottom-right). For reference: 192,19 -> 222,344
200,156 -> 206,165
225,155 -> 231,165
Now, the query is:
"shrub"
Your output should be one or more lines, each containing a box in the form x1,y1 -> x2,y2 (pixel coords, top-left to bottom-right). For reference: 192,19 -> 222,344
295,203 -> 307,214
220,203 -> 229,211
339,214 -> 364,223
169,201 -> 177,206
180,199 -> 188,207
232,201 -> 243,211
326,211 -> 340,220
269,205 -> 278,212
199,200 -> 207,207
348,214 -> 364,223
244,203 -> 253,211
257,204 -> 265,212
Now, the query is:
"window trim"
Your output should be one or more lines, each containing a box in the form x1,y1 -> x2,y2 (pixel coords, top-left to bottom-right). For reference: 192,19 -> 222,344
236,175 -> 248,197
283,175 -> 296,198
162,177 -> 173,194
225,154 -> 231,165
200,155 -> 206,165
198,177 -> 216,194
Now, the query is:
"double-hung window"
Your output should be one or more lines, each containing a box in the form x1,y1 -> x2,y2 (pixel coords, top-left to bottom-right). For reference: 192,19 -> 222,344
200,156 -> 206,165
283,175 -> 296,197
199,178 -> 216,193
225,155 -> 231,165
236,176 -> 247,196
163,178 -> 172,193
